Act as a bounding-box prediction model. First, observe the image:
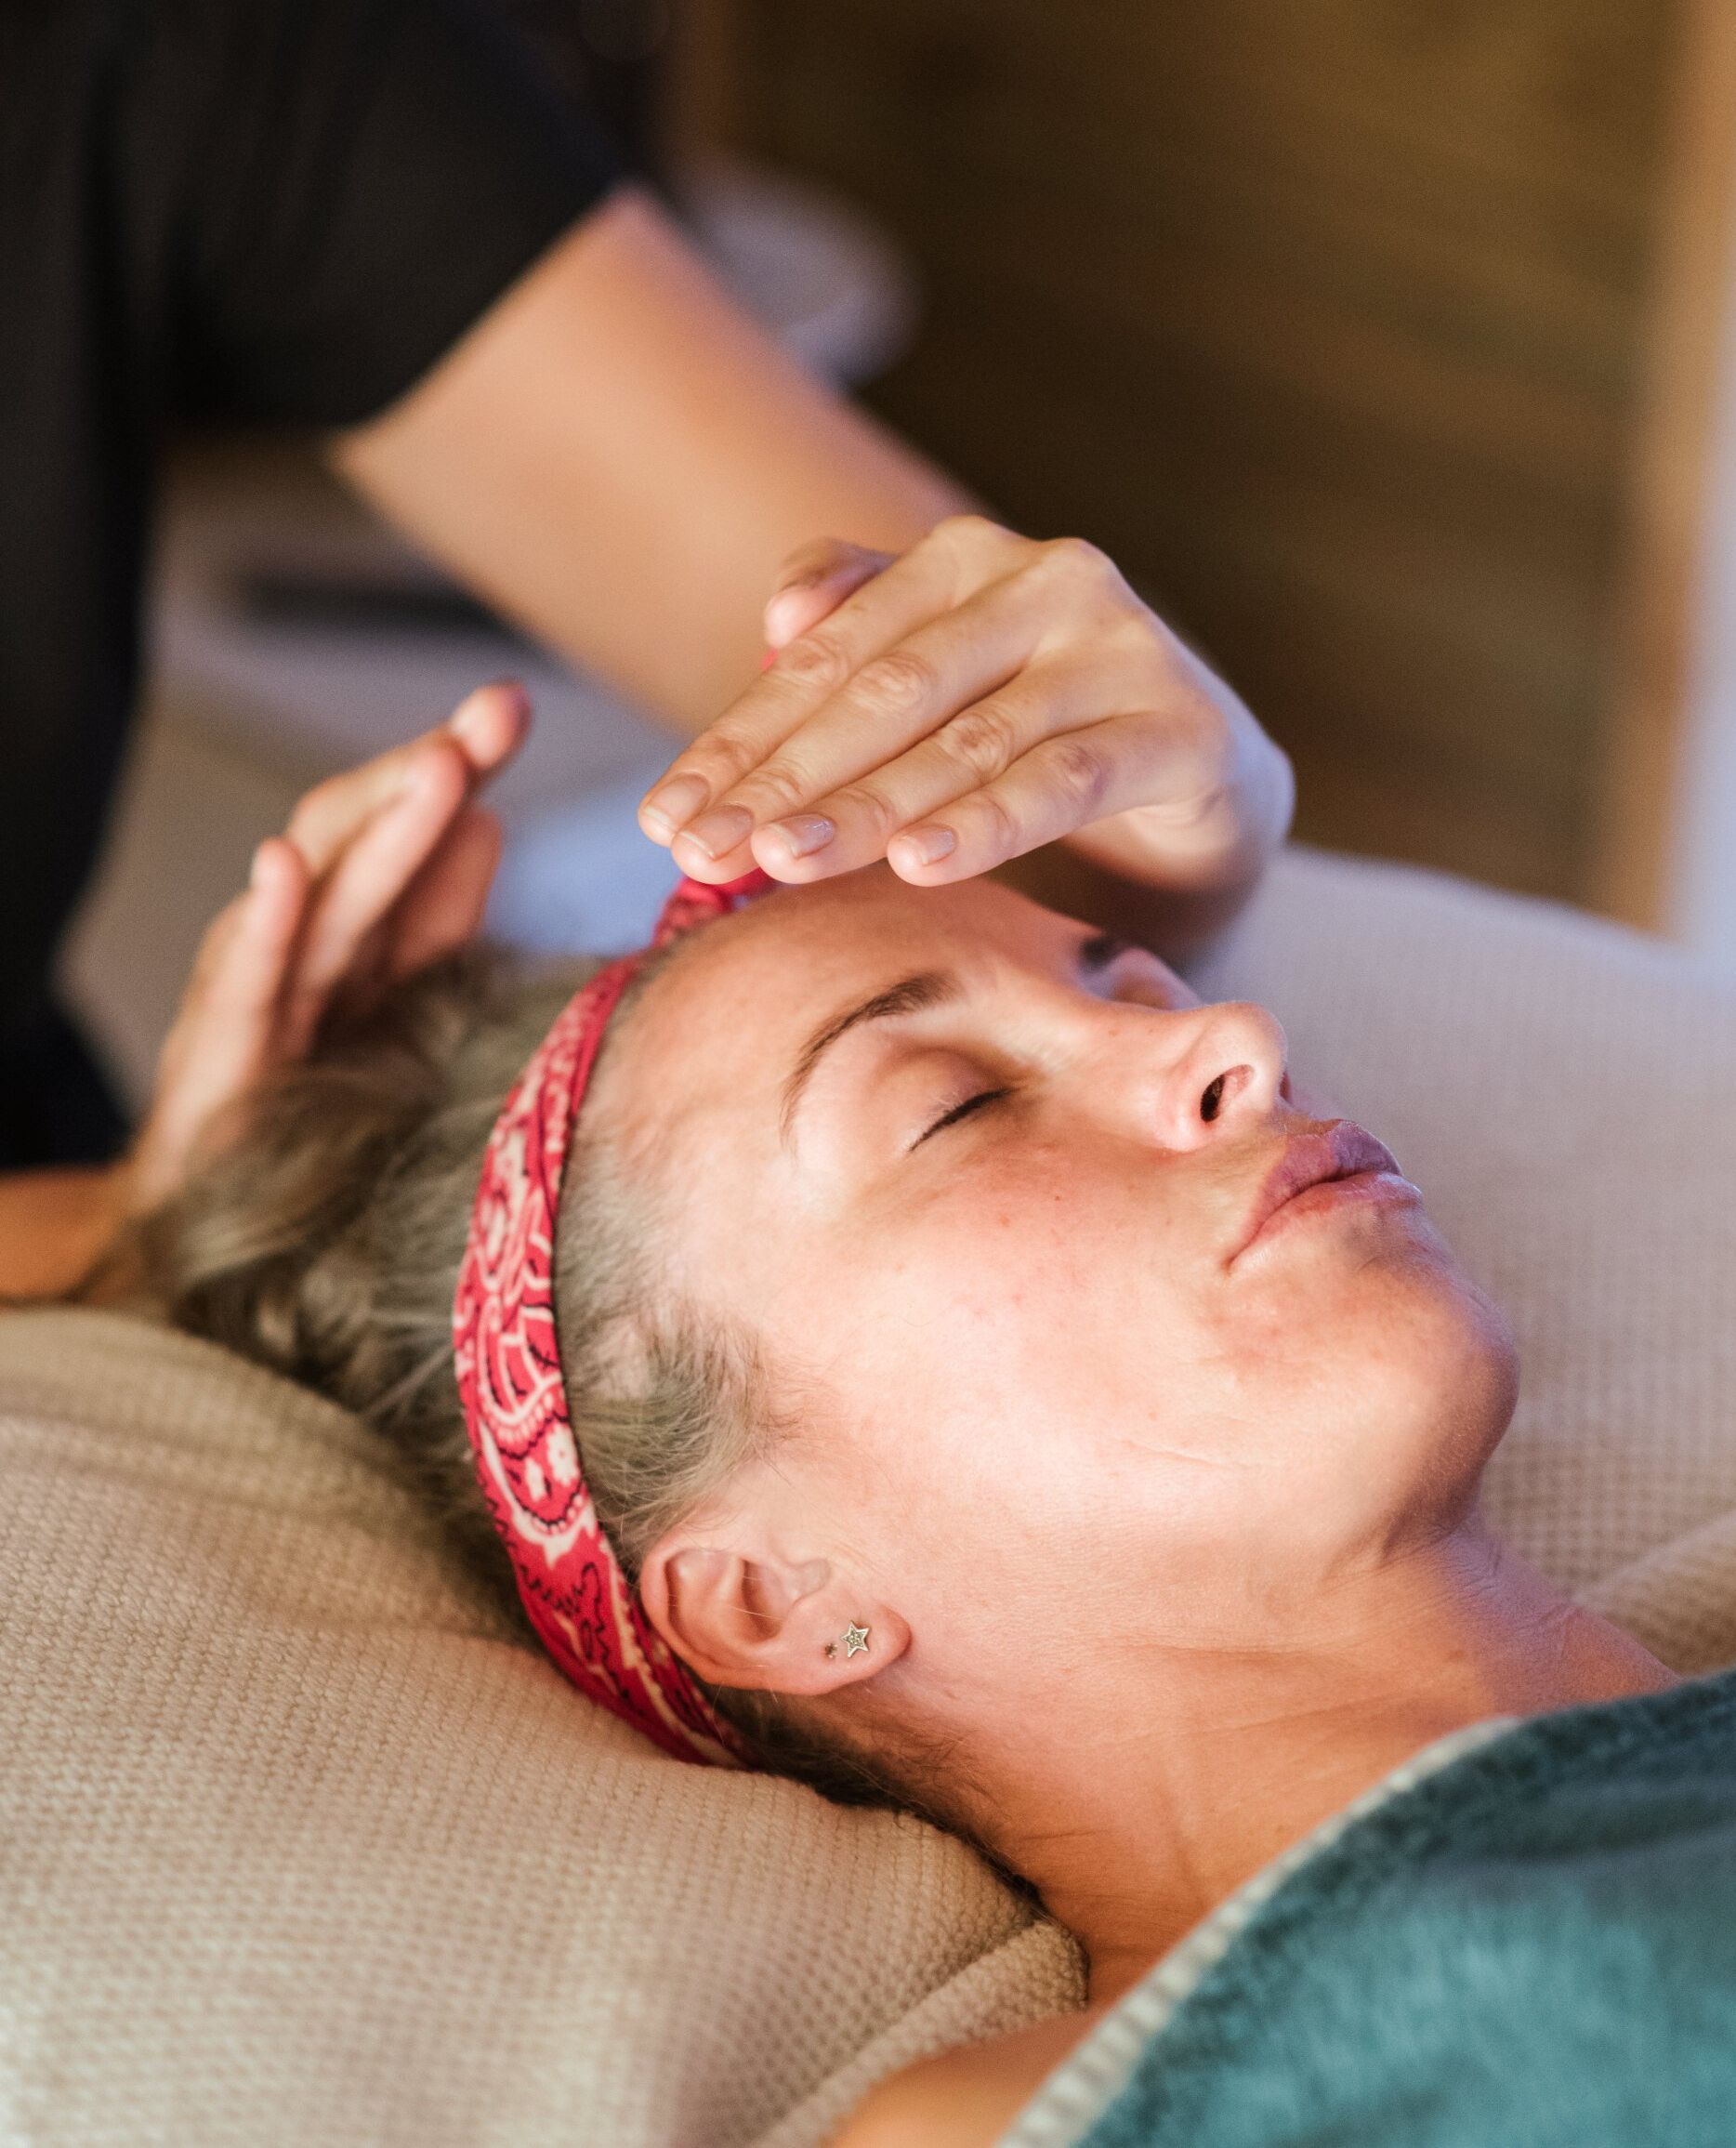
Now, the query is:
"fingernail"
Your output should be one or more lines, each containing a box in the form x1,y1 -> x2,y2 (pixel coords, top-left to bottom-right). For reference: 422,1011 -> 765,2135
641,774 -> 711,837
762,813 -> 835,863
891,825 -> 957,871
451,680 -> 524,754
681,806 -> 754,862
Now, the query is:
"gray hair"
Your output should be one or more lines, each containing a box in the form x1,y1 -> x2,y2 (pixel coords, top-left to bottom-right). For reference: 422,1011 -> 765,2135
128,947 -> 924,1810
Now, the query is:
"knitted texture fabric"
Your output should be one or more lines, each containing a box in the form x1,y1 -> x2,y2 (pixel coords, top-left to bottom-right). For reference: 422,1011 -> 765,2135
4,847 -> 1734,2146
0,1311 -> 1080,2148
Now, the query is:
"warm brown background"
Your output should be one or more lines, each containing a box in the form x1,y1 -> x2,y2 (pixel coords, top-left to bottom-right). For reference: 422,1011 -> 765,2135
693,0 -> 1692,908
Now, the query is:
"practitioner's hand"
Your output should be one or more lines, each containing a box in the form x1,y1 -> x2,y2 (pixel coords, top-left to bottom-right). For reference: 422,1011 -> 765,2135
126,682 -> 528,1211
636,518 -> 1293,894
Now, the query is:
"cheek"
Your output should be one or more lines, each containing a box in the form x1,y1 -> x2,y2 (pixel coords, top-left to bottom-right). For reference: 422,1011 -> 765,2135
813,1153 -> 1217,1481
841,1199 -> 1514,1570
905,1154 -> 1167,1350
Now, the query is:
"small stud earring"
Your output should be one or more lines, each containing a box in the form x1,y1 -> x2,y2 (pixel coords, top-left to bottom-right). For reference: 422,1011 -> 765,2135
825,1622 -> 872,1660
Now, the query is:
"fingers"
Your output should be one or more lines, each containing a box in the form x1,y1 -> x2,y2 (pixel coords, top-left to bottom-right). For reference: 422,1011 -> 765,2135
382,805 -> 503,978
762,539 -> 893,651
130,838 -> 314,1207
286,679 -> 528,877
286,733 -> 444,878
446,679 -> 531,777
680,581 -> 1048,882
131,689 -> 527,1212
227,838 -> 311,1013
173,839 -> 305,1028
638,522 -> 1003,867
743,565 -> 1124,880
266,681 -> 527,1054
733,661 -> 1092,881
885,716 -> 1198,884
279,739 -> 472,1056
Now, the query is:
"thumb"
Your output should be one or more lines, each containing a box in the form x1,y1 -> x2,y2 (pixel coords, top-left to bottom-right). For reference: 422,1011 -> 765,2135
763,538 -> 894,649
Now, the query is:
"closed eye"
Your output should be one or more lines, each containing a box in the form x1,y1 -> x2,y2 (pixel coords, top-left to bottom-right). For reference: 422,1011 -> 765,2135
913,1087 -> 1012,1149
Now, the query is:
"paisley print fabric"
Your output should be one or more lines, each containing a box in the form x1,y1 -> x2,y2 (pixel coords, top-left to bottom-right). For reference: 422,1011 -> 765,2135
452,871 -> 770,1764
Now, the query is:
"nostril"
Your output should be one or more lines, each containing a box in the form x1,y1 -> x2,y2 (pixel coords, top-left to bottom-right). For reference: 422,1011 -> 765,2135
1200,1064 -> 1255,1123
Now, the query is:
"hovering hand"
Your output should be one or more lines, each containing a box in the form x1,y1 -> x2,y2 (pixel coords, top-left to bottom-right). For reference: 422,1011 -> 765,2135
127,682 -> 528,1211
638,516 -> 1291,893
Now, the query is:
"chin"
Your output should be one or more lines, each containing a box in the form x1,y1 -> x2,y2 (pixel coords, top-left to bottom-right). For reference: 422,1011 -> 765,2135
1332,1248 -> 1520,1534
1232,1190 -> 1515,1466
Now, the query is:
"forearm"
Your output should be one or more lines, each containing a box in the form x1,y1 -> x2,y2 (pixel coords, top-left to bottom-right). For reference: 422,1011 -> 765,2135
333,186 -> 1289,959
332,186 -> 972,734
0,1166 -> 130,1301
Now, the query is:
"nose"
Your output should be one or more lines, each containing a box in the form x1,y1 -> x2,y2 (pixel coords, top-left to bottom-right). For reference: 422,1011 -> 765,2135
1112,998 -> 1290,1153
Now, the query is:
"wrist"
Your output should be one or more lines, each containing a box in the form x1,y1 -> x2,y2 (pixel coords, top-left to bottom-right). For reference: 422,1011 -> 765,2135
0,1160 -> 136,1301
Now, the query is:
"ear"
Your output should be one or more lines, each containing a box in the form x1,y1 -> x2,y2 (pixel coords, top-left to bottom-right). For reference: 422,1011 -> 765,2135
637,1506 -> 906,1700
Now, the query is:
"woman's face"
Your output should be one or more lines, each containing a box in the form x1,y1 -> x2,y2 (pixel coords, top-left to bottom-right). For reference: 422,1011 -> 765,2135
598,869 -> 1516,1656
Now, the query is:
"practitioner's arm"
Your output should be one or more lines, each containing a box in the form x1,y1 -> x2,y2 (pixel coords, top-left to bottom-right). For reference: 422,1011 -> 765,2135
0,1170 -> 133,1303
0,687 -> 528,1301
332,188 -> 1288,961
331,188 -> 970,734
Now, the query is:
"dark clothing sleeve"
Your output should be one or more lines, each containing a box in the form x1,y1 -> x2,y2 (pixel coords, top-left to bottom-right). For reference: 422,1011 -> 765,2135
162,0 -> 618,425
0,0 -> 617,1158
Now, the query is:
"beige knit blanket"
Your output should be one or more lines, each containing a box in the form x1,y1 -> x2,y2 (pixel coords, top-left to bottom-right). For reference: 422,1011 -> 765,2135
3,847 -> 1733,2147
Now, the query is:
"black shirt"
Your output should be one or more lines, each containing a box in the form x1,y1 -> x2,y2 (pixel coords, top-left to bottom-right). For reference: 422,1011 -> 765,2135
0,0 -> 615,1162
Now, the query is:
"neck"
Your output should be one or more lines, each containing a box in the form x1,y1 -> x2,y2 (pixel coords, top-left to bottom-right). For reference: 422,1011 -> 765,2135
953,1518 -> 1674,2005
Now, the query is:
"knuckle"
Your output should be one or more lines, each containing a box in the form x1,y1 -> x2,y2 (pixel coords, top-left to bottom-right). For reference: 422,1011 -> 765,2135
1049,738 -> 1111,816
854,647 -> 939,720
940,701 -> 1020,782
969,788 -> 1023,860
1111,606 -> 1166,665
734,761 -> 812,820
682,731 -> 756,790
831,782 -> 901,839
1043,534 -> 1115,585
933,510 -> 999,548
775,630 -> 853,698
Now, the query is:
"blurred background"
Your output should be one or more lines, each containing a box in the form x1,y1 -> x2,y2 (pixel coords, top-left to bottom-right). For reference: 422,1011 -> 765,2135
67,0 -> 1736,1099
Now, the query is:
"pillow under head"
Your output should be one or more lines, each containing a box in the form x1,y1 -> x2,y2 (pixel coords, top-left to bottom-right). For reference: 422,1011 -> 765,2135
0,1307 -> 1080,2148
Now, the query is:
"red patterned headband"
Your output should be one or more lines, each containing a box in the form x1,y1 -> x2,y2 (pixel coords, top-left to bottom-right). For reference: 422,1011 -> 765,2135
452,868 -> 772,1765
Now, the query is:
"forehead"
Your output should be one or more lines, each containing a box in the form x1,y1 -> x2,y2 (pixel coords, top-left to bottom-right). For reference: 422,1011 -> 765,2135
591,868 -> 1075,1173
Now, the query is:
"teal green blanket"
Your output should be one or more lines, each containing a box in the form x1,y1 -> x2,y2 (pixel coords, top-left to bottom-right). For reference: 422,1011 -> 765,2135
1075,1669 -> 1736,2148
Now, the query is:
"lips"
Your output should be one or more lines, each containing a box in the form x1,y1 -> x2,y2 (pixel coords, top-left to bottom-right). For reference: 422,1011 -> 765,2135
1230,1120 -> 1406,1263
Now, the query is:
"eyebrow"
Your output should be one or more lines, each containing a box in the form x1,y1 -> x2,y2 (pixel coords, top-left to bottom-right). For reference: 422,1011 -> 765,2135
776,934 -> 1138,1145
780,969 -> 960,1143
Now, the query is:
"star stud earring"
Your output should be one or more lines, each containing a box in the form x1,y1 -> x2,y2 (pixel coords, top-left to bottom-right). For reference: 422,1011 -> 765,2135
825,1622 -> 872,1660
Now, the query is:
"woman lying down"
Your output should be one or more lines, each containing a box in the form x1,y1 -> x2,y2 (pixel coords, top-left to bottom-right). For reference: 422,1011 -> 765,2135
19,618 -> 1736,2144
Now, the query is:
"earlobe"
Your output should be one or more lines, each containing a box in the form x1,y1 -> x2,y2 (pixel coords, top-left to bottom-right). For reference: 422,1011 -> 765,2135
638,1530 -> 904,1698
